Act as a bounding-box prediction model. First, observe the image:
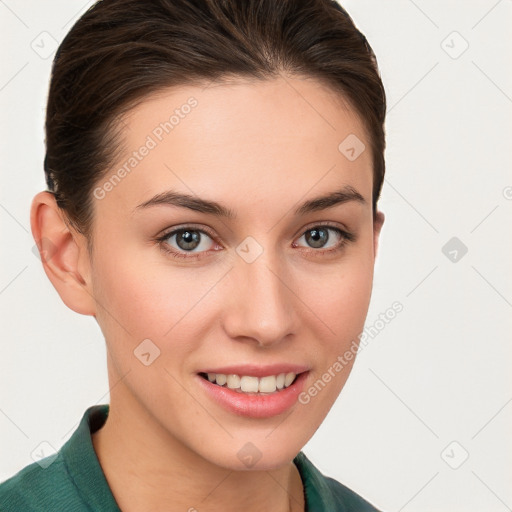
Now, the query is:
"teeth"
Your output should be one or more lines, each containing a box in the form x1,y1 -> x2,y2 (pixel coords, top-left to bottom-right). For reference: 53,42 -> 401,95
215,373 -> 227,386
226,374 -> 241,389
204,372 -> 298,393
258,375 -> 276,393
284,372 -> 296,387
240,376 -> 259,392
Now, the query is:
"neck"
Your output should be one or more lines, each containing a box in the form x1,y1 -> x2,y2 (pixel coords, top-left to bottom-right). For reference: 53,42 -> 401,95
91,386 -> 305,512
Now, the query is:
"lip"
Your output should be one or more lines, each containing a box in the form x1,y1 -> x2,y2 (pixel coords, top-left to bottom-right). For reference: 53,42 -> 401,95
196,370 -> 310,419
197,363 -> 310,378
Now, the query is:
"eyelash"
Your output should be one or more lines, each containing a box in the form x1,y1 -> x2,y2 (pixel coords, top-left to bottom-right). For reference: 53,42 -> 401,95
155,222 -> 355,261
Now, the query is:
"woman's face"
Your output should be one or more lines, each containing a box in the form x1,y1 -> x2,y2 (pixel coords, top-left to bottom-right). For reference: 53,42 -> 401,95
87,75 -> 383,470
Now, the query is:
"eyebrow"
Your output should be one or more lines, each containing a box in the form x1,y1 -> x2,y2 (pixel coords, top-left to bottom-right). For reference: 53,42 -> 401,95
134,185 -> 366,218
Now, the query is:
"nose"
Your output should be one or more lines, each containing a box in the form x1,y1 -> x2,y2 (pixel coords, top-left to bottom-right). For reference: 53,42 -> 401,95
221,249 -> 298,347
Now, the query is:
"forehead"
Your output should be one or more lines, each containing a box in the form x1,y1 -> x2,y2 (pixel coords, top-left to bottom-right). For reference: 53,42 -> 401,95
98,75 -> 372,215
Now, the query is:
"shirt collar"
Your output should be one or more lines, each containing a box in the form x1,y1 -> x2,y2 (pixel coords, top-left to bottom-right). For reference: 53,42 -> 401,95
61,404 -> 339,511
60,404 -> 121,511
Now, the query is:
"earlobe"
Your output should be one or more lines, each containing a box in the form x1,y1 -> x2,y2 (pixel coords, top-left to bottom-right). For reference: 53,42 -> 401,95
373,210 -> 385,259
30,191 -> 97,316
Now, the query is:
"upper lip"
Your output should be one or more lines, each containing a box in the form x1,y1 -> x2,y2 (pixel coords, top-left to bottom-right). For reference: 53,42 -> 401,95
197,363 -> 310,378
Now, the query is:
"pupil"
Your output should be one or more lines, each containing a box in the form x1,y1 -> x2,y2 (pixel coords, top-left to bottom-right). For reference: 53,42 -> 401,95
306,228 -> 328,249
177,230 -> 200,250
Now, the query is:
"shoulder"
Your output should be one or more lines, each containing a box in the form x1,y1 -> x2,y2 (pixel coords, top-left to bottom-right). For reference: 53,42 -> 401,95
323,474 -> 383,511
0,453 -> 86,511
1,404 -> 119,512
294,451 -> 383,512
0,453 -> 88,511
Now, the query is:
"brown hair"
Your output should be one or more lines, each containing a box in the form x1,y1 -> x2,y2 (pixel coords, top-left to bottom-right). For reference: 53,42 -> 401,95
44,0 -> 386,238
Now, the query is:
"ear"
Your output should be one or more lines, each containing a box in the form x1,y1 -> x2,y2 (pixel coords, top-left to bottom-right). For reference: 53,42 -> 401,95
30,191 -> 97,316
372,209 -> 385,259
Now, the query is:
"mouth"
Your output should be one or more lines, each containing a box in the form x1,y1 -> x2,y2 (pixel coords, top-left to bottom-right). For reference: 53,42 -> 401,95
196,369 -> 310,418
198,371 -> 300,395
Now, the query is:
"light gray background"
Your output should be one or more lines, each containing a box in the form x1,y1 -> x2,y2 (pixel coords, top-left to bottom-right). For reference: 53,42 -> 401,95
1,1 -> 511,511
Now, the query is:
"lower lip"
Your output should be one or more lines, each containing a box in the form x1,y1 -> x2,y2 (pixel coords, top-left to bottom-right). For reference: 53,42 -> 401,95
196,372 -> 309,419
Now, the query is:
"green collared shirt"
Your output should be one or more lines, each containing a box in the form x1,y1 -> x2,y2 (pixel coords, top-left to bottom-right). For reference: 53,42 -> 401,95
0,404 -> 381,511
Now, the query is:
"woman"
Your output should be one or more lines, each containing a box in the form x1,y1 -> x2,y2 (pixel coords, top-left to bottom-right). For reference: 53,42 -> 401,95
0,0 -> 386,510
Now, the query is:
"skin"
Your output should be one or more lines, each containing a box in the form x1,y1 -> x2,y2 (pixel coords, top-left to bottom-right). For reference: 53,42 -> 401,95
31,74 -> 384,512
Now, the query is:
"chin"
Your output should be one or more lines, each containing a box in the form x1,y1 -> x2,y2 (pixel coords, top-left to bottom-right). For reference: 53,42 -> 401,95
193,434 -> 305,472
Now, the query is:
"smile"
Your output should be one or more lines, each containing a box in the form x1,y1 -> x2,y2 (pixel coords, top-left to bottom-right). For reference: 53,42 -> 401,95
196,369 -> 310,418
199,372 -> 298,394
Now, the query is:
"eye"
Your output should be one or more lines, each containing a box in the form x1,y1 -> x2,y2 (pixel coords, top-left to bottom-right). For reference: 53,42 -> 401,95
293,224 -> 355,254
156,223 -> 355,261
156,226 -> 219,260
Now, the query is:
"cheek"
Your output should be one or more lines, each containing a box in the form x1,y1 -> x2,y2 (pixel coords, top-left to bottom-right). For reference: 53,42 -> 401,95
91,222 -> 375,350
92,256 -> 160,331
296,256 -> 374,415
302,247 -> 375,337
90,246 -> 226,351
